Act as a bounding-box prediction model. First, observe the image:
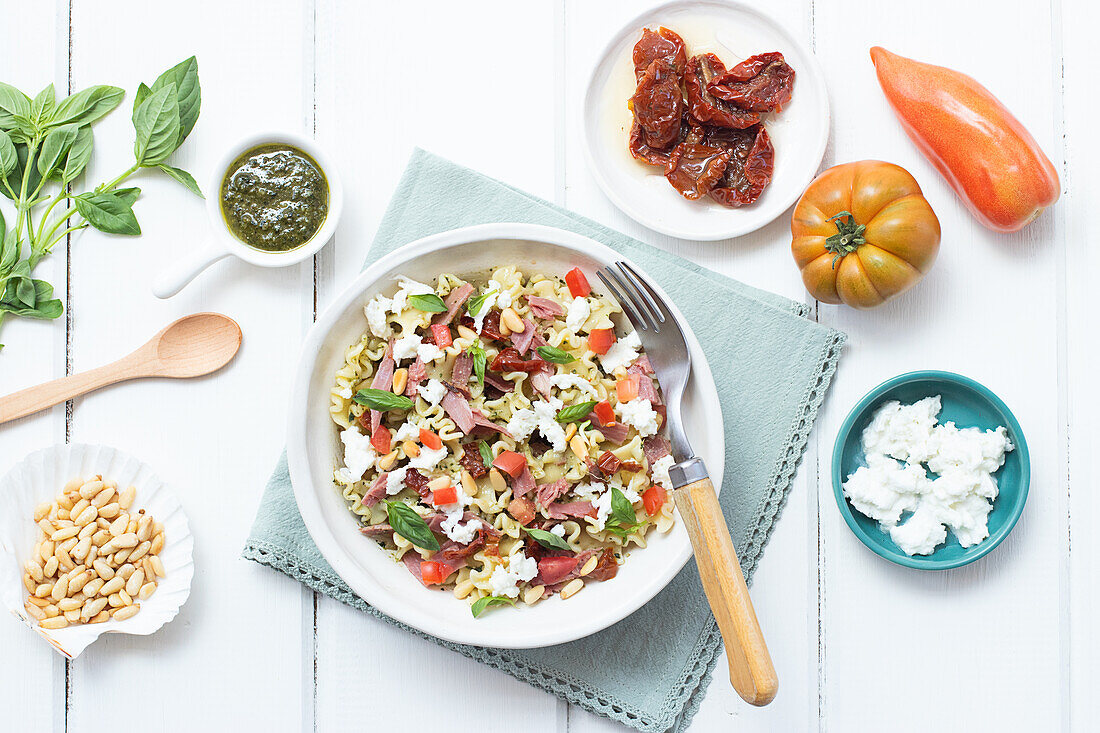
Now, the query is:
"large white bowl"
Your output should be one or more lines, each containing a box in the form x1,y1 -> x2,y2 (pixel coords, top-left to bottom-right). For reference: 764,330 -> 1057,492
287,223 -> 724,648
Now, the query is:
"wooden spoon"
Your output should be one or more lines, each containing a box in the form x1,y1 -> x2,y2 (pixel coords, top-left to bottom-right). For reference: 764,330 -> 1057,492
0,313 -> 242,425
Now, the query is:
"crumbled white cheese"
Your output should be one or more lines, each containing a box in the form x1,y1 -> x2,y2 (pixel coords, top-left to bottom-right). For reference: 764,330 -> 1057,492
506,407 -> 538,442
416,378 -> 447,406
565,297 -> 591,333
392,421 -> 420,443
489,279 -> 511,309
385,466 -> 408,496
550,523 -> 566,538
365,296 -> 393,339
339,427 -> 377,482
416,342 -> 445,363
650,454 -> 674,491
598,331 -> 641,373
390,276 -> 435,315
409,444 -> 449,472
533,397 -> 567,453
336,387 -> 353,400
487,553 -> 539,598
549,373 -> 598,398
617,396 -> 660,437
441,508 -> 482,545
392,333 -> 422,362
842,397 -> 1014,556
471,284 -> 501,334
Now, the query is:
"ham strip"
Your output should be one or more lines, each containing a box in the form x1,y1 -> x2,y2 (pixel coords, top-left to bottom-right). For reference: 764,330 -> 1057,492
643,435 -> 672,464
628,361 -> 662,405
530,367 -> 553,400
360,473 -> 389,508
368,341 -> 396,431
535,478 -> 570,509
483,372 -> 514,394
511,464 -> 536,498
525,295 -> 564,319
433,283 -> 475,326
535,549 -> 599,586
450,353 -> 473,385
360,523 -> 393,538
405,357 -> 428,397
470,409 -> 513,438
509,319 -> 540,355
441,387 -> 476,433
546,500 -> 597,520
587,412 -> 631,444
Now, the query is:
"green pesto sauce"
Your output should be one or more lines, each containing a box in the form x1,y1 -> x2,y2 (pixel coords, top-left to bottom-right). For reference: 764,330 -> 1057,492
220,144 -> 328,252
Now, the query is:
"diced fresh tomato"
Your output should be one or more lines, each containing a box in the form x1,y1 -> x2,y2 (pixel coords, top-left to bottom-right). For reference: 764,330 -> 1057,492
565,267 -> 591,298
492,450 -> 527,478
419,428 -> 442,451
643,486 -> 667,516
616,375 -> 640,402
431,485 -> 458,506
588,328 -> 617,355
430,324 -> 453,348
507,497 -> 536,526
371,424 -> 392,453
420,561 -> 445,585
594,400 -> 616,427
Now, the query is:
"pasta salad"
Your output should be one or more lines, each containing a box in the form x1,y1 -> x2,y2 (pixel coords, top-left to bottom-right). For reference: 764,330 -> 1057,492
329,265 -> 676,616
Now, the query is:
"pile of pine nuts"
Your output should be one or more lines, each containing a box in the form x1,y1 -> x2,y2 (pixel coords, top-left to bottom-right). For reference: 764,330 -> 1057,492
22,476 -> 166,629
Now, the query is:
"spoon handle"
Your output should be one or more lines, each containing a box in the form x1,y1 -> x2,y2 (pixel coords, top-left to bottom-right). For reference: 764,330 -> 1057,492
0,359 -> 141,425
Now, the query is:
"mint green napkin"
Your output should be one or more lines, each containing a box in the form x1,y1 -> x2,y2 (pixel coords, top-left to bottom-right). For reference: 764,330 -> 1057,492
243,150 -> 845,732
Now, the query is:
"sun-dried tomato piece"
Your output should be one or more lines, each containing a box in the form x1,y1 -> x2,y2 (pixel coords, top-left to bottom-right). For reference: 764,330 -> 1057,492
458,444 -> 488,478
707,52 -> 795,112
632,27 -> 688,79
630,59 -> 684,153
403,469 -> 431,501
458,309 -> 505,341
630,113 -> 702,167
684,54 -> 761,130
705,125 -> 775,207
619,460 -> 644,473
664,142 -> 731,200
585,547 -> 620,582
489,346 -> 547,374
596,450 -> 623,476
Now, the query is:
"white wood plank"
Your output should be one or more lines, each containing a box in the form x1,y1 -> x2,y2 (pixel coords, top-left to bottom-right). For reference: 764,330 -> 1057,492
62,2 -> 311,730
812,1 -> 1066,729
0,2 -> 68,731
312,1 -> 561,729
1060,0 -> 1097,729
561,1 -> 818,730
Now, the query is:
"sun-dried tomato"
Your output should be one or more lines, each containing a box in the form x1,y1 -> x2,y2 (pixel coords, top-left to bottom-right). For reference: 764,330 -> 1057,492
705,125 -> 774,207
665,142 -> 731,200
707,52 -> 795,112
596,451 -> 623,476
458,444 -> 488,478
632,27 -> 687,79
586,547 -> 620,582
619,460 -> 644,473
458,309 -> 504,341
630,59 -> 684,152
684,54 -> 761,130
630,113 -> 702,167
489,347 -> 547,374
404,469 -> 430,501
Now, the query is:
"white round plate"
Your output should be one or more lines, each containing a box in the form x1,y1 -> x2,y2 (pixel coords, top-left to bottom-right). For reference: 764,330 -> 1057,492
583,0 -> 830,241
287,223 -> 724,648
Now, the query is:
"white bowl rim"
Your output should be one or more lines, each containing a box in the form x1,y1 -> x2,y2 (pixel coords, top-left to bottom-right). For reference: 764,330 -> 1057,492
286,222 -> 724,647
581,0 -> 831,241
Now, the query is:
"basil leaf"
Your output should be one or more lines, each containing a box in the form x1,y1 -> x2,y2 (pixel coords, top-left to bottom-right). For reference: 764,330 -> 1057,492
555,401 -> 597,424
3,143 -> 41,202
466,289 -> 496,317
353,388 -> 413,412
610,487 -> 637,526
31,84 -> 55,127
74,188 -> 141,235
536,345 -> 575,364
132,84 -> 180,166
383,501 -> 440,552
0,83 -> 31,131
61,126 -> 94,183
478,441 -> 493,468
408,292 -> 447,313
0,279 -> 61,320
133,82 -> 152,116
0,228 -> 19,278
471,595 -> 515,618
0,131 -> 16,179
51,85 -> 124,128
467,342 -> 486,386
37,123 -> 79,178
157,164 -> 203,197
151,56 -> 200,145
525,527 -> 571,552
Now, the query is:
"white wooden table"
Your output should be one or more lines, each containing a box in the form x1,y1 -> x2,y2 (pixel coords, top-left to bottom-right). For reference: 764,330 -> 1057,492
2,1 -> 1094,730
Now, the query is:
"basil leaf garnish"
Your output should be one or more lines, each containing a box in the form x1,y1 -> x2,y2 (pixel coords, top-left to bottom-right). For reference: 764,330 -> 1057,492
478,441 -> 493,468
525,527 -> 571,552
604,487 -> 643,537
555,401 -> 597,424
408,293 -> 447,313
471,594 -> 515,618
467,342 -> 486,386
354,388 -> 413,412
537,345 -> 575,364
466,289 -> 497,317
383,501 -> 440,552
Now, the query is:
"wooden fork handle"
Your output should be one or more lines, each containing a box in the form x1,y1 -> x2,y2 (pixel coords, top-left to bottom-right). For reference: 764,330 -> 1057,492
673,475 -> 778,706
0,359 -> 140,425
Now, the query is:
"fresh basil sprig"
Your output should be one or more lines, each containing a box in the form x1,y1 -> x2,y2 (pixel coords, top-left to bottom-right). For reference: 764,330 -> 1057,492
537,345 -> 576,364
467,341 -> 486,386
555,401 -> 597,424
604,487 -> 644,537
466,289 -> 497,317
408,293 -> 447,313
354,388 -> 414,412
383,500 -> 440,552
525,527 -> 572,552
471,594 -> 515,618
478,441 -> 493,468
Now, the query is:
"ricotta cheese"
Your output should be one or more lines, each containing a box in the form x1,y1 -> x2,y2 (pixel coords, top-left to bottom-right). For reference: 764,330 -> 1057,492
339,427 -> 377,482
364,296 -> 393,339
598,331 -> 641,373
489,279 -> 511,309
549,373 -> 598,398
390,276 -> 435,315
392,421 -> 420,443
441,509 -> 482,545
650,454 -> 675,491
550,523 -> 567,538
532,397 -> 567,452
385,466 -> 408,496
617,396 -> 660,437
416,378 -> 448,406
471,283 -> 502,334
565,297 -> 591,333
416,342 -> 445,363
335,387 -> 353,400
488,553 -> 539,598
842,397 -> 1013,556
506,407 -> 538,442
392,333 -> 422,362
409,444 -> 449,472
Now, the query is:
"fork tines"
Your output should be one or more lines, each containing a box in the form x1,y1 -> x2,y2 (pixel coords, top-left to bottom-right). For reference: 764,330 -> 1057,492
596,262 -> 667,333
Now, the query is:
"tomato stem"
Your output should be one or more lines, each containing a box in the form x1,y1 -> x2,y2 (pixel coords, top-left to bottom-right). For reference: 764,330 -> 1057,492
824,210 -> 866,268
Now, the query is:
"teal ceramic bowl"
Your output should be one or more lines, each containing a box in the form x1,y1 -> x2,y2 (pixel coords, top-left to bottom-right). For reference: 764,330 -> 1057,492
831,371 -> 1029,570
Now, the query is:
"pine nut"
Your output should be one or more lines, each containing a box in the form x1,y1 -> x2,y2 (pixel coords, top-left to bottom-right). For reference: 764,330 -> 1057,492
72,536 -> 92,562
117,563 -> 135,581
489,469 -> 506,493
498,317 -> 512,337
112,604 -> 139,621
91,486 -> 115,508
138,582 -> 157,601
55,548 -> 75,573
96,517 -> 110,529
64,478 -> 83,493
58,536 -> 78,553
97,502 -> 119,519
564,422 -> 577,441
126,518 -> 139,534
56,508 -> 69,521
377,450 -> 399,471
33,503 -> 51,522
67,571 -> 92,595
58,597 -> 82,612
43,556 -> 58,578
114,549 -> 132,564
106,593 -> 124,608
40,540 -> 54,562
93,560 -> 115,581
27,595 -> 50,608
427,476 -> 452,492
83,578 -> 104,597
119,486 -> 136,510
75,505 -> 99,526
39,616 -> 69,630
50,581 -> 67,602
579,555 -> 599,576
70,498 -> 90,520
25,560 -> 43,583
109,515 -> 128,537
119,589 -> 133,606
58,493 -> 75,510
569,435 -> 588,461
100,577 -> 124,596
25,602 -> 46,621
149,556 -> 165,578
402,441 -> 420,458
523,584 -> 545,605
43,604 -> 59,618
150,533 -> 165,555
93,529 -> 112,545
78,480 -> 103,499
23,574 -> 37,594
501,307 -> 524,334
392,367 -> 408,395
559,578 -> 584,600
457,325 -> 478,341
137,516 -> 153,542
113,532 -> 138,549
125,570 -> 145,597
63,608 -> 81,622
37,519 -> 55,535
82,597 -> 108,619
78,521 -> 97,540
460,470 -> 477,497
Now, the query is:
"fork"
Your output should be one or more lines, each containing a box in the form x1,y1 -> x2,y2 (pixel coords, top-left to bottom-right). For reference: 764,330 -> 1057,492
598,261 -> 778,707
